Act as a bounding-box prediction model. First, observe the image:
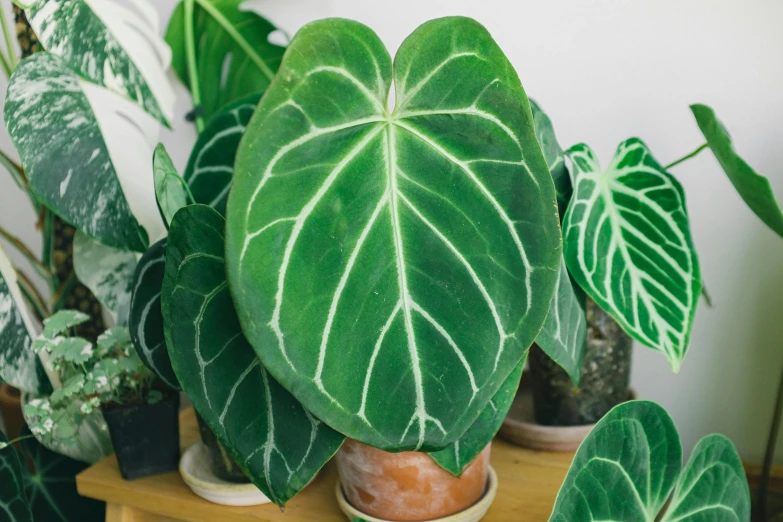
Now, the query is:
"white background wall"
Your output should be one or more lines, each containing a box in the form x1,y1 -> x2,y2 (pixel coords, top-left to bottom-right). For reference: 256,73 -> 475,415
1,0 -> 782,463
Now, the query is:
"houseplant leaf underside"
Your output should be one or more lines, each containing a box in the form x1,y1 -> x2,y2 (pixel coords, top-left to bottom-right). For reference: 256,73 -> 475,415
26,0 -> 175,126
166,0 -> 285,122
691,104 -> 783,239
5,52 -> 165,253
162,205 -> 344,506
225,16 -> 561,452
549,400 -> 750,522
563,140 -> 701,372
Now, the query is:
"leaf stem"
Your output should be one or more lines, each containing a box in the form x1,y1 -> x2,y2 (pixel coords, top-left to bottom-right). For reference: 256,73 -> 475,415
0,224 -> 52,278
0,433 -> 36,450
16,269 -> 49,321
50,271 -> 76,312
665,143 -> 709,170
184,0 -> 205,133
0,6 -> 17,70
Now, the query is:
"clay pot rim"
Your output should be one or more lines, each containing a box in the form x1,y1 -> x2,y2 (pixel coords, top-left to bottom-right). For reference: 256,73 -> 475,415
335,466 -> 498,522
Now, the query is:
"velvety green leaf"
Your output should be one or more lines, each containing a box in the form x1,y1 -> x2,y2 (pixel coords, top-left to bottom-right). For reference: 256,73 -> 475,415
20,427 -> 105,521
162,205 -> 344,505
225,17 -> 561,452
166,0 -> 285,121
26,0 -> 175,126
73,231 -> 137,325
429,356 -> 524,475
0,431 -> 32,522
0,245 -> 50,395
535,258 -> 586,385
154,144 -> 190,227
129,239 -> 179,390
691,104 -> 783,238
531,99 -> 570,218
5,52 -> 165,253
563,140 -> 700,372
184,92 -> 261,215
549,401 -> 749,522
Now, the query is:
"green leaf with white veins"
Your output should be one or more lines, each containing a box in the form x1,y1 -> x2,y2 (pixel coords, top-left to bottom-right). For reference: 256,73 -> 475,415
73,231 -> 137,325
225,17 -> 561,451
549,401 -> 750,522
184,92 -> 261,216
0,245 -> 50,395
26,0 -> 175,127
154,144 -> 191,228
163,205 -> 344,505
5,53 -> 165,253
563,140 -> 700,372
129,239 -> 179,389
166,0 -> 285,122
429,356 -> 524,475
0,431 -> 32,522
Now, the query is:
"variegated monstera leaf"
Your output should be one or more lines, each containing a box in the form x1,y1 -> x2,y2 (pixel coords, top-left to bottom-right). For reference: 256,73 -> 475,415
563,139 -> 700,371
225,17 -> 561,452
25,0 -> 175,127
5,53 -> 165,252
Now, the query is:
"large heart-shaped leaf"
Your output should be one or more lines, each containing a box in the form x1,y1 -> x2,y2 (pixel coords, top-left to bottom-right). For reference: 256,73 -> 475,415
549,400 -> 750,522
535,258 -> 586,385
26,0 -> 175,126
429,356 -> 524,475
5,52 -> 165,253
563,140 -> 700,372
531,99 -> 570,218
166,0 -> 284,122
0,245 -> 50,395
691,104 -> 783,238
162,205 -> 344,506
129,238 -> 179,389
0,431 -> 32,522
183,92 -> 260,215
73,231 -> 137,325
225,17 -> 561,452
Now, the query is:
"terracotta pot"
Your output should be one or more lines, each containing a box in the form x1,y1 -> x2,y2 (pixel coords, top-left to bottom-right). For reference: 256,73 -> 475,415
0,383 -> 24,441
336,438 -> 491,521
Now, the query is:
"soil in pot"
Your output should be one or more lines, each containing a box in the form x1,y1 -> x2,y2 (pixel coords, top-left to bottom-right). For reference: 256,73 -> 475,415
529,297 -> 633,426
102,391 -> 180,480
0,383 -> 24,441
336,438 -> 491,521
195,412 -> 249,483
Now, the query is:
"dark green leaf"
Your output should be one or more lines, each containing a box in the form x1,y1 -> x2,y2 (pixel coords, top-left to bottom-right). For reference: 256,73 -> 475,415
154,144 -> 190,228
162,205 -> 344,506
0,431 -> 32,522
530,99 -> 570,218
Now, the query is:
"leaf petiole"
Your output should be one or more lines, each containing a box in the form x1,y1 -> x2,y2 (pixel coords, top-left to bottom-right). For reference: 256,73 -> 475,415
184,0 -> 205,133
665,143 -> 708,170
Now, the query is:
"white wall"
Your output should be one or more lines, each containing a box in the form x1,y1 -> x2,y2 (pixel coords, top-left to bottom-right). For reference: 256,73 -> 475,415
1,0 -> 781,463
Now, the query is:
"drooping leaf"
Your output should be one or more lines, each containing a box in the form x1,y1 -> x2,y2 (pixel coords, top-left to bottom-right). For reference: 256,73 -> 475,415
429,355 -> 524,475
225,17 -> 561,452
162,205 -> 343,505
183,92 -> 261,215
530,99 -> 570,218
73,231 -> 137,325
691,104 -> 783,238
153,144 -> 190,227
563,140 -> 700,372
42,310 -> 89,339
20,427 -> 105,521
0,245 -> 50,395
129,239 -> 179,390
535,258 -> 586,385
5,52 -> 165,253
26,0 -> 175,126
166,0 -> 285,122
549,400 -> 750,522
0,431 -> 33,522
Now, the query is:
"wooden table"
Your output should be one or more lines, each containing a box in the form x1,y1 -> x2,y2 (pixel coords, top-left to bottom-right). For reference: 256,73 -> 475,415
77,408 -> 575,522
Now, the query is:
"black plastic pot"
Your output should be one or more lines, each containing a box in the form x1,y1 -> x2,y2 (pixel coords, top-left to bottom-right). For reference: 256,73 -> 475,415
529,298 -> 633,426
102,392 -> 180,480
195,413 -> 249,483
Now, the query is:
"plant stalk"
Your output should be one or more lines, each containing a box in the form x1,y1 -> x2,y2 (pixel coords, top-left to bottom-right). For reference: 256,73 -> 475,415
184,0 -> 204,133
16,269 -> 48,322
757,359 -> 783,521
0,5 -> 17,70
665,143 -> 709,170
0,224 -> 52,278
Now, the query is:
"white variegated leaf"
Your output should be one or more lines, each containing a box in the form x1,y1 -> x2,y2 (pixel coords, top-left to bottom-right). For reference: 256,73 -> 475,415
73,231 -> 138,325
5,52 -> 165,252
563,140 -> 700,371
27,0 -> 175,126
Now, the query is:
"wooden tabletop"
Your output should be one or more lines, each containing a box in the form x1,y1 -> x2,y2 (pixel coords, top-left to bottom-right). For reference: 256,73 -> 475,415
77,408 -> 574,522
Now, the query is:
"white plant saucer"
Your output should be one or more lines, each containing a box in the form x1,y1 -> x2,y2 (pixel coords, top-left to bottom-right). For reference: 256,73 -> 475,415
335,466 -> 498,522
179,442 -> 271,506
